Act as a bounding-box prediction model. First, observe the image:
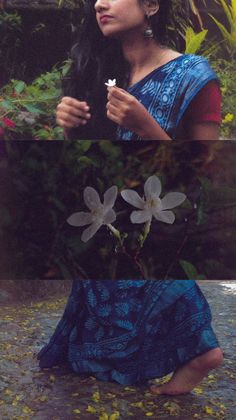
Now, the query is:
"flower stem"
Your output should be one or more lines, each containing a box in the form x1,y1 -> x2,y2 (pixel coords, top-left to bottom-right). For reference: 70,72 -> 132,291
139,220 -> 152,248
107,224 -> 123,246
107,224 -> 146,278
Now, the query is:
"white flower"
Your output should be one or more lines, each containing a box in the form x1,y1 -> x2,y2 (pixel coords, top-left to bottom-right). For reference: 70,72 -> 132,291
121,175 -> 186,224
67,186 -> 118,242
105,79 -> 116,87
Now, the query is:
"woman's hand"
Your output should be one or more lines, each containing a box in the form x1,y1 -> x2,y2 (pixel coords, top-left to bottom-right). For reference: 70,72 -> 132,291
56,97 -> 91,129
106,87 -> 149,135
106,87 -> 171,140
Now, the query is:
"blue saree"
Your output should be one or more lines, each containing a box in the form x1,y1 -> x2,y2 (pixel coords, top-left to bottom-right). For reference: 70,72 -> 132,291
38,280 -> 219,385
116,54 -> 218,140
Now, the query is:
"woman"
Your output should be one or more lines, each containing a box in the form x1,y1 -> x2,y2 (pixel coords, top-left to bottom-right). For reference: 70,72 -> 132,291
38,280 -> 223,395
56,0 -> 221,140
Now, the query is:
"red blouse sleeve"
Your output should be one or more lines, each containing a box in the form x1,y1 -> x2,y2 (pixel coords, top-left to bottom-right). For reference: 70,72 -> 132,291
183,80 -> 222,125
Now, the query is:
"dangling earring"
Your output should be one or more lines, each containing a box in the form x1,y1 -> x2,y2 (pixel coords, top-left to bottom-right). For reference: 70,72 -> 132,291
144,15 -> 154,38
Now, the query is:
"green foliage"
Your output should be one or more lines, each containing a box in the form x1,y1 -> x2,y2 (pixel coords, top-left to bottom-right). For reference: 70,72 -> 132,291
57,0 -> 82,7
211,59 -> 236,138
185,27 -> 208,54
0,12 -> 23,80
0,11 -> 22,28
179,260 -> 206,280
0,62 -> 72,140
209,0 -> 236,57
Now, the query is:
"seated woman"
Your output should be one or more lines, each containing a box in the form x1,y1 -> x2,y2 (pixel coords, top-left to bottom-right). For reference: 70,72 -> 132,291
38,280 -> 223,395
56,0 -> 221,141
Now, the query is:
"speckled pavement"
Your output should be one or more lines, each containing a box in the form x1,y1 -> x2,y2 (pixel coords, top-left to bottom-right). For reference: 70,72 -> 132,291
0,281 -> 235,419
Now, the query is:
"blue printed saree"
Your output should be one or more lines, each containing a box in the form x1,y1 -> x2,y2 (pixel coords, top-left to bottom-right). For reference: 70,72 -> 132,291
116,54 -> 218,140
38,280 -> 219,385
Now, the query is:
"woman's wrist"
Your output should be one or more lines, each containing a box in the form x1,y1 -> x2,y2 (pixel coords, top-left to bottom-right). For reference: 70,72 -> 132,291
138,114 -> 172,141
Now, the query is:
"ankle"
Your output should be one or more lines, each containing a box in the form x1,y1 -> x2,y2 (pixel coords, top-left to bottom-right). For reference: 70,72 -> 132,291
189,348 -> 223,371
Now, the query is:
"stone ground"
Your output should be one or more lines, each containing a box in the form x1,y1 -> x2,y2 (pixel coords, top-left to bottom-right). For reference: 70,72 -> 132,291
0,281 -> 235,420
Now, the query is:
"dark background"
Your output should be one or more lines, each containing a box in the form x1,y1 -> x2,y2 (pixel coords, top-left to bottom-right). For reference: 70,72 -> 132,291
1,140 -> 236,281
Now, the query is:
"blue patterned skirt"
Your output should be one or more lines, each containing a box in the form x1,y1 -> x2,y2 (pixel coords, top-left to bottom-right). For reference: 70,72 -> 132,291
38,280 -> 219,385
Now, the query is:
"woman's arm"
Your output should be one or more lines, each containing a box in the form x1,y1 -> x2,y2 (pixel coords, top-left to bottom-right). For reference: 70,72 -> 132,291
188,122 -> 220,141
107,80 -> 222,141
182,81 -> 221,141
136,112 -> 172,140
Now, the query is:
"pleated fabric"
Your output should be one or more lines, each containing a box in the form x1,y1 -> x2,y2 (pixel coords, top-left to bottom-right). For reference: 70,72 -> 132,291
38,280 -> 219,385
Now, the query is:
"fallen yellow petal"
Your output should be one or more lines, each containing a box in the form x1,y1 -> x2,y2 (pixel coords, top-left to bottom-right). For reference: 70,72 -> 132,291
110,411 -> 120,420
92,391 -> 100,402
86,405 -> 97,413
131,401 -> 144,409
204,406 -> 214,415
72,409 -> 81,414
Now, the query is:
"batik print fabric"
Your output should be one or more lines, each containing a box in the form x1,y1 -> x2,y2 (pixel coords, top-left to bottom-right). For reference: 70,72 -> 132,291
38,280 -> 219,385
116,54 -> 218,140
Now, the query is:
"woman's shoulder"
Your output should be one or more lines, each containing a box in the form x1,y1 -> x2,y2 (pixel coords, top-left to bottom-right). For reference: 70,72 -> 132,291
174,54 -> 218,84
159,53 -> 215,77
179,54 -> 216,72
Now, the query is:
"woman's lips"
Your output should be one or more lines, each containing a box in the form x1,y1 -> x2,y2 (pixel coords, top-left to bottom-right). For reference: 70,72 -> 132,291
100,15 -> 114,24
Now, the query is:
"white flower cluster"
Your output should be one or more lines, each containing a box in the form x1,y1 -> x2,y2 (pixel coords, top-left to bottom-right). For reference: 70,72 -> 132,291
67,176 -> 186,242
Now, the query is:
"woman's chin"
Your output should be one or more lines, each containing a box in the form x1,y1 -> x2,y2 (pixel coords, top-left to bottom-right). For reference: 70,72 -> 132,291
101,30 -> 121,40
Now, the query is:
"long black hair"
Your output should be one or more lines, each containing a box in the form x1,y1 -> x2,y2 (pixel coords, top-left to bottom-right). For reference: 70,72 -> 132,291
63,0 -> 172,139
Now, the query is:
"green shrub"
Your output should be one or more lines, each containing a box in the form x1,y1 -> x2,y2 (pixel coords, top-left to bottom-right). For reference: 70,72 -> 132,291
0,62 -> 72,140
211,59 -> 236,139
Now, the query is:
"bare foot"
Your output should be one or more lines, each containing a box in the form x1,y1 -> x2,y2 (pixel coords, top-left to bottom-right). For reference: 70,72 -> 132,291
150,348 -> 223,396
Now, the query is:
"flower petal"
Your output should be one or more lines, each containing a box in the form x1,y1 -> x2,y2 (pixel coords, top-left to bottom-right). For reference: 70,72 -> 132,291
130,210 -> 152,224
84,187 -> 101,210
103,208 -> 116,224
121,189 -> 145,209
153,210 -> 175,224
144,175 -> 162,200
81,221 -> 102,242
67,211 -> 93,226
105,79 -> 116,87
103,186 -> 118,209
161,192 -> 186,210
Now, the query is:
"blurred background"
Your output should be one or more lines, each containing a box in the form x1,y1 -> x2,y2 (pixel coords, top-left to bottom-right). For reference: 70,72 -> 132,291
1,140 -> 236,282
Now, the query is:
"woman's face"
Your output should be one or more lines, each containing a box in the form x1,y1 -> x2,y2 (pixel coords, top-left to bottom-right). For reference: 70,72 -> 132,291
94,0 -> 147,39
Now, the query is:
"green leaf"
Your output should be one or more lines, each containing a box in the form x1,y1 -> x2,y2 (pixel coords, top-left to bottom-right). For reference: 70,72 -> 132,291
23,103 -> 44,114
185,28 -> 208,54
80,140 -> 92,152
77,156 -> 95,166
179,259 -> 198,279
1,100 -> 14,110
197,204 -> 208,225
14,81 -> 26,95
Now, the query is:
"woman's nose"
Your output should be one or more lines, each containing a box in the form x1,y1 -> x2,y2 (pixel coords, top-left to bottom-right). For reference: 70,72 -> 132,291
94,0 -> 109,13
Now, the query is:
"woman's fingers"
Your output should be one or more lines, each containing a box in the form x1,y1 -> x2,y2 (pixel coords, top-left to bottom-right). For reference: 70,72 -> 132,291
62,97 -> 90,112
56,110 -> 88,128
57,102 -> 91,119
56,97 -> 91,128
57,105 -> 90,122
107,86 -> 129,102
106,97 -> 123,112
